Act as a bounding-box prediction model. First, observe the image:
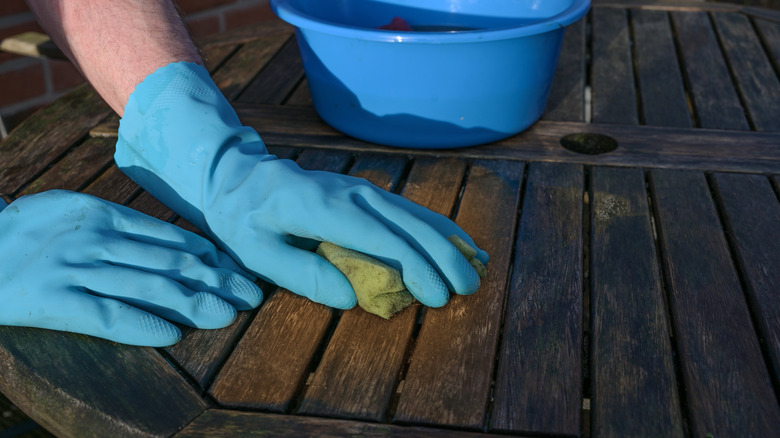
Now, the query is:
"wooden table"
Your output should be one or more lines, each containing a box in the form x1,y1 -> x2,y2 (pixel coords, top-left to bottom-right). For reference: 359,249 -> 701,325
1,1 -> 779,437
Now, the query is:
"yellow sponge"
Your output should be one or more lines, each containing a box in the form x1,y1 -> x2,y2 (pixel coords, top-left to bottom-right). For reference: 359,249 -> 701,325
447,235 -> 487,279
317,242 -> 414,319
317,235 -> 486,319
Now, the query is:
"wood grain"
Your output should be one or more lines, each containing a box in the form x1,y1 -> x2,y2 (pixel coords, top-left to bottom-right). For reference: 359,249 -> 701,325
631,10 -> 692,128
591,8 -> 639,125
284,78 -> 313,106
754,18 -> 780,73
165,312 -> 259,391
211,33 -> 292,101
672,11 -> 749,130
195,17 -> 292,47
297,154 -> 414,421
80,165 -> 141,205
650,169 -> 780,437
17,137 -> 115,196
176,409 -> 499,438
395,159 -> 524,429
0,84 -> 112,195
0,328 -> 206,438
711,172 -> 780,387
489,162 -> 583,436
236,36 -> 305,105
712,12 -> 780,132
543,17 -> 587,122
233,104 -> 780,173
589,166 -> 683,437
200,44 -> 239,73
207,149 -> 352,412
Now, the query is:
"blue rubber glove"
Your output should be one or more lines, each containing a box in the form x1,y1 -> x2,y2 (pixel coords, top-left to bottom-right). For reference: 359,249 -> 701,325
115,62 -> 488,309
0,190 -> 263,346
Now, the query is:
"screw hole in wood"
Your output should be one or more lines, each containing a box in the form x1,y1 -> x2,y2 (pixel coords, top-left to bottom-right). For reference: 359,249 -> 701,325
560,133 -> 618,155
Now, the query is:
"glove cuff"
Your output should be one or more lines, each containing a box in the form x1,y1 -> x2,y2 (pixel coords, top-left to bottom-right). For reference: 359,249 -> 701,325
115,61 -> 269,233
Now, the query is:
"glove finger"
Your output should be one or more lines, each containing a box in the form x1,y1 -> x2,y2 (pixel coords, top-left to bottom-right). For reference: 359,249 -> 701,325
110,205 -> 249,275
6,290 -> 182,347
345,189 -> 481,297
388,194 -> 490,264
241,239 -> 357,309
293,205 -> 452,307
76,264 -> 237,329
101,238 -> 263,310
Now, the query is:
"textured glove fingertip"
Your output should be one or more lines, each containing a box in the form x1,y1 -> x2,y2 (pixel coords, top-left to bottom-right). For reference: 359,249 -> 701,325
220,273 -> 263,310
192,292 -> 238,329
137,314 -> 183,347
409,265 -> 450,308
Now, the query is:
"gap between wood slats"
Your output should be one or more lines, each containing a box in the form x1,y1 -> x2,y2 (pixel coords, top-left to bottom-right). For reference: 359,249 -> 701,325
707,174 -> 780,403
648,169 -> 780,436
643,169 -> 694,438
709,12 -> 760,132
581,167 -> 593,438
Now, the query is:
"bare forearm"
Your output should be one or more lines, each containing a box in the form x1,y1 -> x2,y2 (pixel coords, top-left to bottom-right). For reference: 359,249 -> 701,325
26,0 -> 202,115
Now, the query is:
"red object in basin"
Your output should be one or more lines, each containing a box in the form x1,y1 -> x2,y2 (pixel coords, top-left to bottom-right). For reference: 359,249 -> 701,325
378,17 -> 412,31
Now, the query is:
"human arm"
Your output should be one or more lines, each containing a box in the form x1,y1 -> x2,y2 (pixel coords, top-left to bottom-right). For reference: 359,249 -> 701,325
25,0 -> 201,115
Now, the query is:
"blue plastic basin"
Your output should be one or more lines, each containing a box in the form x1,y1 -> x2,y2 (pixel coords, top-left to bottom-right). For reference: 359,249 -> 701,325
271,0 -> 591,148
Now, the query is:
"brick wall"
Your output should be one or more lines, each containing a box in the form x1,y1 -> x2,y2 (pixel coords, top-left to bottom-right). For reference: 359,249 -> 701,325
0,0 -> 273,133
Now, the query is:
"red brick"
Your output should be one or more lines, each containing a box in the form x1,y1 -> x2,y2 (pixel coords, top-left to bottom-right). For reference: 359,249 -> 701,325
0,61 -> 46,107
185,13 -> 221,37
0,0 -> 29,17
49,59 -> 85,92
224,2 -> 274,30
176,0 -> 236,15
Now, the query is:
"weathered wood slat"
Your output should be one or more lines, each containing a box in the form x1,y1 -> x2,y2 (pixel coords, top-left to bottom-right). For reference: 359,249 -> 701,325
298,156 -> 466,421
543,17 -> 587,122
284,78 -> 313,106
672,12 -> 749,130
17,137 -> 115,197
126,191 -> 175,222
650,169 -> 780,437
195,17 -> 292,47
207,149 -> 352,411
754,18 -> 780,73
165,313 -> 258,391
200,44 -> 238,73
589,166 -> 683,437
711,172 -> 780,385
211,33 -> 292,101
207,290 -> 332,412
176,409 -> 499,438
80,165 -> 141,205
631,10 -> 692,128
591,8 -> 639,125
0,84 -> 112,195
712,12 -> 780,132
230,104 -> 780,173
0,328 -> 207,438
489,162 -> 582,436
297,154 -> 414,421
236,36 -> 305,105
594,1 -> 742,13
395,159 -> 524,429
